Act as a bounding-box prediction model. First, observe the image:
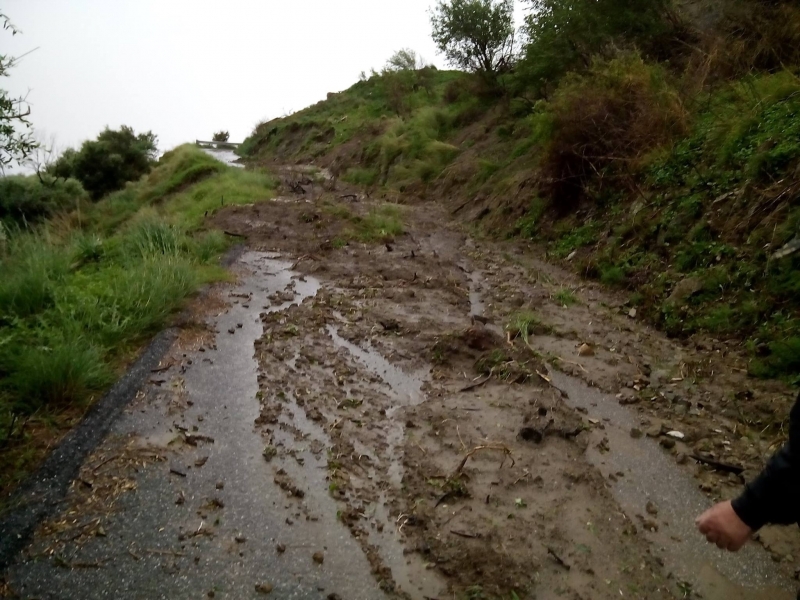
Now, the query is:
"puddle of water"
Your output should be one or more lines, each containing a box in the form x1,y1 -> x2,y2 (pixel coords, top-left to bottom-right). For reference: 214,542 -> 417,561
546,368 -> 795,599
326,325 -> 427,407
325,325 -> 446,599
467,270 -> 485,317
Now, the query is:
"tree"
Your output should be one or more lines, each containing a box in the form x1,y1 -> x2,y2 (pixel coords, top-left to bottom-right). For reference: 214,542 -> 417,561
50,126 -> 158,200
212,130 -> 230,142
517,0 -> 674,93
430,0 -> 515,81
385,48 -> 426,72
0,13 -> 37,171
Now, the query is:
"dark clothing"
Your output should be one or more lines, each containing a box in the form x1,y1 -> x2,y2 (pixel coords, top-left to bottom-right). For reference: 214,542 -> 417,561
732,394 -> 800,531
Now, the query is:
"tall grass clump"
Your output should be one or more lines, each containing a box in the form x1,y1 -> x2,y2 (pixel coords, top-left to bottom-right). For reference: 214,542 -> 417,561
0,233 -> 70,318
2,337 -> 112,414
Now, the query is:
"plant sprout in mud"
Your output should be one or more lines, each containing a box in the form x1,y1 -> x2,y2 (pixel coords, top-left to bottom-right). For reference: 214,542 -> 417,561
506,310 -> 543,343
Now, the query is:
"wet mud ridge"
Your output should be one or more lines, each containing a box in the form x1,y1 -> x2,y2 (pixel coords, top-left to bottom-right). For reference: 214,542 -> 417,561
3,179 -> 800,599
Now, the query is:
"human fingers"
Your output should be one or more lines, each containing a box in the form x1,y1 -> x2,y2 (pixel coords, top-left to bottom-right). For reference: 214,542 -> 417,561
697,517 -> 712,535
705,531 -> 720,545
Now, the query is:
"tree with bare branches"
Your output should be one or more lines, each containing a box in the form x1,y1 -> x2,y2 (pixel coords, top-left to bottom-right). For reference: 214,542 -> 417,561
0,13 -> 37,171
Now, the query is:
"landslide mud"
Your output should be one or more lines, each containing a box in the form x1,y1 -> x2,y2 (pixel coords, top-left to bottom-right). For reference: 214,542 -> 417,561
4,170 -> 799,600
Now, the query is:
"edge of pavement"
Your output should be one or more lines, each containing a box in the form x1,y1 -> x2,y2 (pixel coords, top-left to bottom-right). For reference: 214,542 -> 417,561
0,244 -> 247,572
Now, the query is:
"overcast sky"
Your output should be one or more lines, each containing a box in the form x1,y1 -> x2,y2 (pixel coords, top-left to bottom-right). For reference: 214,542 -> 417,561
2,0 -> 472,159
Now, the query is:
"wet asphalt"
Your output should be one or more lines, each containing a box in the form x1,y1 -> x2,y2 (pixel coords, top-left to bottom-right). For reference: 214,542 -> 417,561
549,369 -> 796,600
4,253 -> 387,600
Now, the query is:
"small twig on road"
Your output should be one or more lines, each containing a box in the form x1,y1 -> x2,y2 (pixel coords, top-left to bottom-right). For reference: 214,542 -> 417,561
547,546 -> 570,570
454,444 -> 515,476
554,356 -> 588,374
92,454 -> 121,474
690,454 -> 744,475
450,530 -> 481,539
145,548 -> 186,557
459,369 -> 493,393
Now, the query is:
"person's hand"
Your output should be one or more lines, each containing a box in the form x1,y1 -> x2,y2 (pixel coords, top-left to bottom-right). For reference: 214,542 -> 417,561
696,501 -> 753,551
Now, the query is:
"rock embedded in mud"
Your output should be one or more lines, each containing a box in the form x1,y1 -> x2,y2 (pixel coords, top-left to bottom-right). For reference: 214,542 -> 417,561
276,543 -> 286,554
667,277 -> 704,306
660,438 -> 676,450
578,343 -> 595,357
630,427 -> 643,439
646,501 -> 659,516
312,551 -> 325,564
255,583 -> 273,594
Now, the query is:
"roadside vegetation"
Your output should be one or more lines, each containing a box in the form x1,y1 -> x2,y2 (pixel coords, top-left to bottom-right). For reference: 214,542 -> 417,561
0,145 -> 276,499
240,0 -> 800,382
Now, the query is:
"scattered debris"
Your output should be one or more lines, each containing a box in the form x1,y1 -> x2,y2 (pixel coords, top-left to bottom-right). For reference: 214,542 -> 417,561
690,454 -> 744,476
255,583 -> 274,595
547,546 -> 571,570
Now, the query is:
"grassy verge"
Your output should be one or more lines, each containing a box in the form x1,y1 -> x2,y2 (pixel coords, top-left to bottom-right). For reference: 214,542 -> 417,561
518,70 -> 800,380
0,145 -> 276,499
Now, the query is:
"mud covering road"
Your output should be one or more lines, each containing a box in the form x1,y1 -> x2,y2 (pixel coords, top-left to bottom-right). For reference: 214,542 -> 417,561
3,169 -> 800,599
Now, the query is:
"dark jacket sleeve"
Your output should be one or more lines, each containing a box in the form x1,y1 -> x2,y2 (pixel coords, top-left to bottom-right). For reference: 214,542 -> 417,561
732,395 -> 800,531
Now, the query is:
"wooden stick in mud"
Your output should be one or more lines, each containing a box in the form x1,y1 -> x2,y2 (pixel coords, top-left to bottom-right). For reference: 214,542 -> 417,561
459,375 -> 491,393
454,444 -> 515,475
690,454 -> 744,475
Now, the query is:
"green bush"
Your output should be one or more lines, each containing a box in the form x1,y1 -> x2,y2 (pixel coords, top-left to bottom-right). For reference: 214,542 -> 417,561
0,175 -> 87,224
516,0 -> 676,94
50,125 -> 158,200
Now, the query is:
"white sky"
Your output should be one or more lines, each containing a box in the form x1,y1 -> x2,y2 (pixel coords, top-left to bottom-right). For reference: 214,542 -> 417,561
2,0 -> 459,157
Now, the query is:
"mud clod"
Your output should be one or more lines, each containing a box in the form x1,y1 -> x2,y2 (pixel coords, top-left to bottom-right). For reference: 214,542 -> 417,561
255,583 -> 273,594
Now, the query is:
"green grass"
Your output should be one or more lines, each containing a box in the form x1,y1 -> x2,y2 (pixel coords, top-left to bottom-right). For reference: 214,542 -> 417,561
323,202 -> 405,243
554,288 -> 577,306
0,145 -> 276,497
506,310 -> 544,343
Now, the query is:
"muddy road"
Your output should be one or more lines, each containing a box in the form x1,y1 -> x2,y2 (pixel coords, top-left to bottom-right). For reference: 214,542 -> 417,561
3,171 -> 800,599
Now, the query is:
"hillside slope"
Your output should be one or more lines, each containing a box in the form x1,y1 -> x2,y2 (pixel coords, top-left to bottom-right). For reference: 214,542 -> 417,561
239,5 -> 800,383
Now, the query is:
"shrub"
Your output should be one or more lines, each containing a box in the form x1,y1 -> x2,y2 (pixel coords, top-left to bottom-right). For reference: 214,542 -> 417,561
704,2 -> 800,79
0,175 -> 87,224
516,0 -> 677,94
50,126 -> 158,200
533,54 -> 686,211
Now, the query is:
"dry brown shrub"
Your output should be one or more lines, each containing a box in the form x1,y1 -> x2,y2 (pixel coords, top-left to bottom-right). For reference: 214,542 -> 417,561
536,53 -> 687,212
